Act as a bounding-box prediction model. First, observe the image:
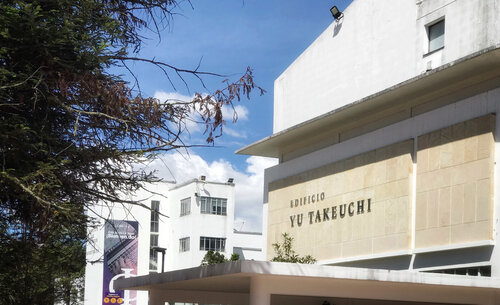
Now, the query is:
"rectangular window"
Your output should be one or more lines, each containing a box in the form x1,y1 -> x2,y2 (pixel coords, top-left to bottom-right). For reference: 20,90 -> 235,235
199,236 -> 226,251
200,197 -> 227,215
425,266 -> 491,277
150,200 -> 160,233
428,19 -> 445,53
149,200 -> 160,272
179,237 -> 190,252
180,197 -> 191,216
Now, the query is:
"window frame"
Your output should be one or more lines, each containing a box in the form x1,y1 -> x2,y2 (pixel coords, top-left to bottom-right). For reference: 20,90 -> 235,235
180,197 -> 191,217
150,200 -> 160,233
149,234 -> 159,271
179,237 -> 190,252
200,196 -> 227,216
427,18 -> 445,54
199,236 -> 226,252
149,200 -> 160,272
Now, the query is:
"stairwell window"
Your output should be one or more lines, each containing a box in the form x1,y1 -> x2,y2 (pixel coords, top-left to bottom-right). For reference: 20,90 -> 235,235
428,19 -> 445,53
149,200 -> 160,272
180,197 -> 191,216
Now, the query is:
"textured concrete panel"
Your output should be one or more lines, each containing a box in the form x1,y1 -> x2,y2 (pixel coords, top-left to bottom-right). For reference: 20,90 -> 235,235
415,114 -> 495,249
267,140 -> 413,261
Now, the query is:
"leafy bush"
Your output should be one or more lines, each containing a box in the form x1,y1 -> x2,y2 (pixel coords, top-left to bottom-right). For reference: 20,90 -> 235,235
201,251 -> 239,266
271,233 -> 316,264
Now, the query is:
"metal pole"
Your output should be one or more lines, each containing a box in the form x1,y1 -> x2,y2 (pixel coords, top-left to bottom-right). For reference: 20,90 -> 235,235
161,251 -> 165,273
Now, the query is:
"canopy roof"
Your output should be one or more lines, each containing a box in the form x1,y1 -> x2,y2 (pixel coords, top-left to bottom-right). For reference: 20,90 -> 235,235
116,261 -> 500,305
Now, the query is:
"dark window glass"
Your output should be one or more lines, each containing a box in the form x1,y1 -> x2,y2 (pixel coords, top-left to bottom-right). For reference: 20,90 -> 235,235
425,265 -> 491,277
479,266 -> 491,277
179,237 -> 190,252
467,268 -> 479,276
149,234 -> 159,270
149,201 -> 160,271
428,20 -> 445,52
199,236 -> 226,251
150,200 -> 160,233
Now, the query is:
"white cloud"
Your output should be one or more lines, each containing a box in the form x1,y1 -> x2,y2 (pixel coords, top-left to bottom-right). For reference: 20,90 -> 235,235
223,127 -> 247,139
141,151 -> 278,232
153,90 -> 250,138
153,91 -> 192,103
153,91 -> 203,134
222,105 -> 249,122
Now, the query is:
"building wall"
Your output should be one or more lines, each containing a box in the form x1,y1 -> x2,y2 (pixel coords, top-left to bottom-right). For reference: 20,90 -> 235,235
84,179 -> 263,305
415,116 -> 495,249
273,0 -> 500,133
232,231 -> 264,261
83,183 -> 164,305
415,0 -> 499,72
264,87 -> 500,275
165,180 -> 236,271
268,140 -> 413,261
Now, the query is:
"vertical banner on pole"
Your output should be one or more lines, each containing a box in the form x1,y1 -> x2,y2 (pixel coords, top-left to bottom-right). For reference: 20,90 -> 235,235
102,220 -> 139,305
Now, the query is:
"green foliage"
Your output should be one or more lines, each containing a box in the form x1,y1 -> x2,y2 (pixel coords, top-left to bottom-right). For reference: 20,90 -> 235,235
0,217 -> 86,305
229,253 -> 240,261
201,251 -> 240,266
271,233 -> 316,264
0,0 -> 263,304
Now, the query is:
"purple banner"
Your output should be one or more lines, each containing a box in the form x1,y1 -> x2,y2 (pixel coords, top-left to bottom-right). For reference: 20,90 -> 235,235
102,220 -> 138,305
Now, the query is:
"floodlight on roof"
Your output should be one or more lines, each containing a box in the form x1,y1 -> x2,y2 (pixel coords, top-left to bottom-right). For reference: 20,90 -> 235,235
330,6 -> 344,20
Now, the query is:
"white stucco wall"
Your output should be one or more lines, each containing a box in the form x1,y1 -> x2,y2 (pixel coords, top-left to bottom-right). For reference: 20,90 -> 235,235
84,179 -> 261,305
83,182 -> 169,305
232,231 -> 264,261
83,225 -> 105,305
273,0 -> 500,133
165,181 -> 236,270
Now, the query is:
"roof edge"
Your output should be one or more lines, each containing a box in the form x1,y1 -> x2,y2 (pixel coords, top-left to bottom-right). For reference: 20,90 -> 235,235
237,44 -> 500,158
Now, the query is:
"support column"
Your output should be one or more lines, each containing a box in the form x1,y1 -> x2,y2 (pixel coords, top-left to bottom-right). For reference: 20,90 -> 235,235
249,276 -> 270,305
148,290 -> 164,305
491,106 -> 500,278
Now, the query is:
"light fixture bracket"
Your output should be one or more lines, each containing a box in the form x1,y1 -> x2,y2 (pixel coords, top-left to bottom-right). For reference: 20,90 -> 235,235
330,6 -> 344,20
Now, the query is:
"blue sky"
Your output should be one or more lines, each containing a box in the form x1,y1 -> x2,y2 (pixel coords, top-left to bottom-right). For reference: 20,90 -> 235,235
128,0 -> 353,231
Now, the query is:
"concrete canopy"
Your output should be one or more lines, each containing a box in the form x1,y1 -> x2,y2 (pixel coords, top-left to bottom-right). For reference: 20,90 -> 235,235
115,261 -> 500,305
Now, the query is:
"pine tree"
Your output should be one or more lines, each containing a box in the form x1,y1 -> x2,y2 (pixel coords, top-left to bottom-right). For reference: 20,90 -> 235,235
0,1 -> 263,303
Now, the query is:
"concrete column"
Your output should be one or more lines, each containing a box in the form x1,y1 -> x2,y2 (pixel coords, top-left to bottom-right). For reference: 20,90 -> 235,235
148,290 -> 164,305
249,276 -> 270,305
491,101 -> 500,278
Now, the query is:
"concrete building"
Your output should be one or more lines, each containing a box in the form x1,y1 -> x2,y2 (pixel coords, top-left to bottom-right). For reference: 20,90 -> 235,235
84,178 -> 263,305
116,0 -> 500,304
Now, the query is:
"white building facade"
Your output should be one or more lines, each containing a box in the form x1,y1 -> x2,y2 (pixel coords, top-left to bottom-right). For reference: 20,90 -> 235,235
239,0 -> 500,278
115,0 -> 500,304
84,178 -> 263,305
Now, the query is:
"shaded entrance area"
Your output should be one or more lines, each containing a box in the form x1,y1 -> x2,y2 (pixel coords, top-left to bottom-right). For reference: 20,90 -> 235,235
272,295 -> 464,305
115,261 -> 500,305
